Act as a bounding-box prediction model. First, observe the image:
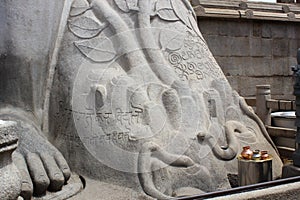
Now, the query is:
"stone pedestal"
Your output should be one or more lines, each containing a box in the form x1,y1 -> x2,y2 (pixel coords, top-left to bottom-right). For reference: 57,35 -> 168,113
256,85 -> 271,126
0,120 -> 21,200
238,157 -> 272,186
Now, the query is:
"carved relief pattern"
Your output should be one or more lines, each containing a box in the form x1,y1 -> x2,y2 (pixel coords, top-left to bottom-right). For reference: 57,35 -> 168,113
74,37 -> 117,62
70,0 -> 90,17
168,52 -> 204,81
54,103 -> 143,146
68,16 -> 105,39
59,0 -> 282,199
114,0 -> 139,12
167,34 -> 223,81
0,0 -> 284,199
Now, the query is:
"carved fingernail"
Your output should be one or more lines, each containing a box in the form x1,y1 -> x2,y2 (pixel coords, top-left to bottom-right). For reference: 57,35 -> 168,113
22,181 -> 32,191
197,132 -> 206,140
54,173 -> 62,178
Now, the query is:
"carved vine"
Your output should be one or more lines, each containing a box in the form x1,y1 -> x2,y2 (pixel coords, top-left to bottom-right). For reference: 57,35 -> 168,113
67,0 -> 200,65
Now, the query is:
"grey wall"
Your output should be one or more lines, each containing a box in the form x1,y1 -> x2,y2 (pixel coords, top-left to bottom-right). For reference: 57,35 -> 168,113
198,18 -> 300,99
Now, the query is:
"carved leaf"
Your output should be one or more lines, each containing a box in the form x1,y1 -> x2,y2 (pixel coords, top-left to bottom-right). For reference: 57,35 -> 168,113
156,0 -> 179,21
126,0 -> 139,11
70,0 -> 90,17
157,8 -> 179,21
160,29 -> 186,51
114,0 -> 129,12
156,0 -> 172,10
74,37 -> 117,63
68,17 -> 105,39
171,0 -> 192,29
114,0 -> 139,12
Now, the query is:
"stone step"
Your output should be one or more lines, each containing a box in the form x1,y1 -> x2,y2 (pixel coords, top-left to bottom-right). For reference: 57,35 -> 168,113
192,0 -> 300,13
266,99 -> 296,111
277,145 -> 295,159
267,125 -> 296,138
193,0 -> 300,21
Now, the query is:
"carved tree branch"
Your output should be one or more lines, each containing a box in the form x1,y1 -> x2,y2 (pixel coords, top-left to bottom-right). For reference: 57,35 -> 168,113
89,0 -> 149,71
138,0 -> 180,86
138,141 -> 195,199
239,97 -> 279,155
206,121 -> 239,161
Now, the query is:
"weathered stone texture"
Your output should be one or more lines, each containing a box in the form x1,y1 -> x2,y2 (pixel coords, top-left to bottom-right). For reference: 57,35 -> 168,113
206,35 -> 251,57
199,18 -> 300,99
250,38 -> 272,57
227,76 -> 294,99
273,38 -> 289,57
0,1 -> 285,199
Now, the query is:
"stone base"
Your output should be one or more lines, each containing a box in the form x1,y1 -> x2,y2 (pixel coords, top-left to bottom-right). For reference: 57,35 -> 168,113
282,164 -> 300,178
32,174 -> 83,200
69,177 -> 153,200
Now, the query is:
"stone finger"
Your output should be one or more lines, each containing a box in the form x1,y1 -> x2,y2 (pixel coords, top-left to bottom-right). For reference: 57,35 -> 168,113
162,88 -> 181,130
144,102 -> 166,134
26,153 -> 50,196
40,153 -> 65,191
54,152 -> 71,183
12,152 -> 33,200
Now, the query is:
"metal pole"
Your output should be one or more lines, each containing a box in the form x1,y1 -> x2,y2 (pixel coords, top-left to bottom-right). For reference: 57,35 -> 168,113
174,175 -> 300,200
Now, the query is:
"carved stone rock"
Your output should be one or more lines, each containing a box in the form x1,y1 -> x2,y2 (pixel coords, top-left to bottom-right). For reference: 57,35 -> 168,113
0,0 -> 283,199
50,0 -> 283,198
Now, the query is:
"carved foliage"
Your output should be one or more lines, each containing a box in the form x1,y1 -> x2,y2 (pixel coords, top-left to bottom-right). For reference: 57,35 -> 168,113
114,0 -> 139,12
171,0 -> 190,27
70,0 -> 90,17
74,37 -> 117,63
156,0 -> 179,21
155,0 -> 201,36
69,0 -> 114,62
68,17 -> 106,39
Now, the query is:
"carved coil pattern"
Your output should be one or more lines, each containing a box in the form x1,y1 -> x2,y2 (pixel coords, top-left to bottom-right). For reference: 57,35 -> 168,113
169,52 -> 182,65
169,52 -> 204,81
